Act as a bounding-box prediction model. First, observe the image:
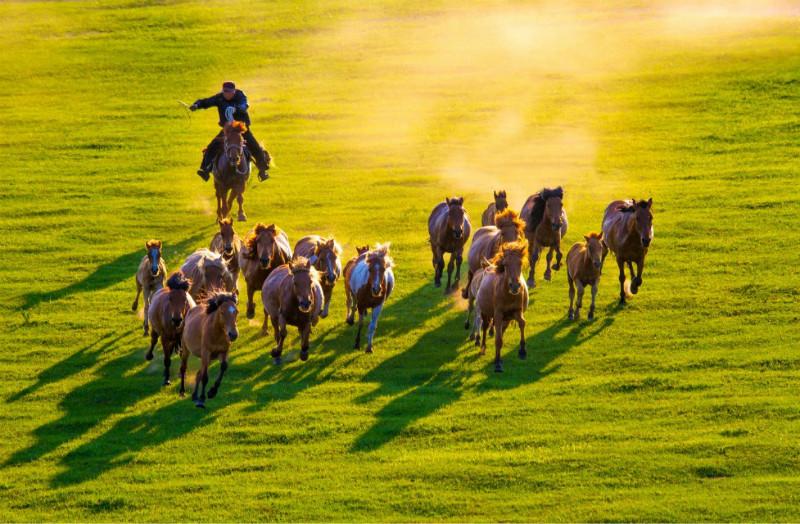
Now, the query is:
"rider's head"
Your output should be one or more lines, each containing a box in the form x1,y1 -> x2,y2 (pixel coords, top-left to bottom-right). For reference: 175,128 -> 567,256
222,81 -> 236,101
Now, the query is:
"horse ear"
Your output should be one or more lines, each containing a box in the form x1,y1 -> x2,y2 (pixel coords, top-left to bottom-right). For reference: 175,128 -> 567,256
598,231 -> 603,240
493,190 -> 497,198
445,197 -> 451,205
584,235 -> 590,242
647,197 -> 653,208
457,197 -> 464,205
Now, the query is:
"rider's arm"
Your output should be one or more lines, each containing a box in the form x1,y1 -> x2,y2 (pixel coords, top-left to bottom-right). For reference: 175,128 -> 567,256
234,90 -> 249,113
191,94 -> 219,110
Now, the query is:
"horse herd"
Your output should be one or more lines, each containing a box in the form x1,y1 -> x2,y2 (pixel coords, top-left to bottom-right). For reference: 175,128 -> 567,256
132,187 -> 653,407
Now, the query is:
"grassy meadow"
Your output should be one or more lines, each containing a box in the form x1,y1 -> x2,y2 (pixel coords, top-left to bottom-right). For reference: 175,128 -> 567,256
1,0 -> 799,521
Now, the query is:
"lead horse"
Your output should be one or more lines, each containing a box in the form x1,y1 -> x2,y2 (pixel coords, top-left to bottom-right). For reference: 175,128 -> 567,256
601,198 -> 654,304
428,197 -> 471,292
520,187 -> 568,288
213,121 -> 250,222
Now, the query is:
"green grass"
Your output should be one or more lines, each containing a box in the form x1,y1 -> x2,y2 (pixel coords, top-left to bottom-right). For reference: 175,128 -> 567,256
1,0 -> 799,521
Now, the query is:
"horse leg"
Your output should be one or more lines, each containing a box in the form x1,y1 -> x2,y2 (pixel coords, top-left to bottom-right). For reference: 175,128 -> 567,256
270,314 -> 281,358
465,294 -> 474,331
246,284 -> 256,319
366,304 -> 383,353
354,309 -> 365,349
132,281 -> 141,312
544,247 -> 554,281
453,250 -> 463,289
179,352 -> 188,397
300,323 -> 311,361
568,275 -> 576,320
445,252 -> 455,293
632,257 -> 645,294
161,337 -> 172,386
493,312 -> 504,372
473,313 -> 482,348
462,270 -> 473,299
588,281 -> 598,320
142,288 -> 151,336
488,318 -> 495,337
207,353 -> 228,399
272,315 -> 287,365
261,307 -> 269,336
236,189 -> 246,222
575,281 -> 585,321
479,313 -> 489,354
194,354 -> 210,408
527,242 -> 540,288
617,257 -> 627,305
146,330 -> 158,361
432,246 -> 444,288
345,292 -> 355,325
553,240 -> 563,271
516,310 -> 526,360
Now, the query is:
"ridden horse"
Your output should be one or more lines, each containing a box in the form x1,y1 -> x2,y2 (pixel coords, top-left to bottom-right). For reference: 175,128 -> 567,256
179,290 -> 239,408
261,257 -> 324,364
601,198 -> 654,304
180,248 -> 236,301
428,197 -> 471,292
132,239 -> 167,336
463,208 -> 525,300
345,243 -> 395,353
475,241 -> 529,372
213,121 -> 250,222
566,232 -> 605,321
238,223 -> 292,320
520,187 -> 568,288
481,190 -> 509,227
146,272 -> 195,386
293,235 -> 342,319
209,217 -> 242,284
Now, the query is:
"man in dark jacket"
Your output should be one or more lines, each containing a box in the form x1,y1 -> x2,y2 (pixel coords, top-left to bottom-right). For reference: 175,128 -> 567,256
191,81 -> 270,181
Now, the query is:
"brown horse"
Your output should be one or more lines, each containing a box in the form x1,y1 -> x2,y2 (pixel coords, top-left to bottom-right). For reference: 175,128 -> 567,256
428,197 -> 471,292
293,235 -> 342,319
475,241 -> 529,372
566,232 -> 605,321
481,190 -> 509,227
465,258 -> 491,342
213,121 -> 250,221
463,208 -> 525,301
345,243 -> 395,353
179,290 -> 239,408
180,248 -> 236,301
261,257 -> 324,364
146,272 -> 195,386
209,217 -> 241,284
132,239 -> 167,336
520,187 -> 568,288
602,198 -> 654,304
238,223 -> 292,319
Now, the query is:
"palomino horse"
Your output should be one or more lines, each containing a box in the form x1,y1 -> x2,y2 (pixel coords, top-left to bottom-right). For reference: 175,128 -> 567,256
520,187 -> 568,288
132,239 -> 167,336
213,121 -> 250,222
261,257 -> 324,364
566,232 -> 605,321
179,290 -> 239,408
345,243 -> 395,353
180,248 -> 236,301
238,223 -> 292,320
293,235 -> 342,319
463,208 -> 525,300
481,190 -> 509,227
601,198 -> 653,304
146,272 -> 195,386
210,217 -> 242,284
428,197 -> 471,292
475,241 -> 529,372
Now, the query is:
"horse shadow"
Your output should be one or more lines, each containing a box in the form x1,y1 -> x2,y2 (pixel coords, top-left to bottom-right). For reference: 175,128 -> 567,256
19,229 -> 211,311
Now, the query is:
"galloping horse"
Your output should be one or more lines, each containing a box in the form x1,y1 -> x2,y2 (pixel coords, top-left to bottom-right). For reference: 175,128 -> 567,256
342,245 -> 369,322
180,248 -> 236,301
261,257 -> 324,364
345,243 -> 395,353
132,239 -> 167,336
179,290 -> 239,408
428,197 -> 471,292
463,208 -> 525,300
566,232 -> 604,321
213,121 -> 250,221
209,218 -> 242,284
520,187 -> 568,288
475,241 -> 529,372
601,198 -> 653,304
481,190 -> 509,227
238,223 -> 292,319
293,235 -> 342,319
146,272 -> 195,386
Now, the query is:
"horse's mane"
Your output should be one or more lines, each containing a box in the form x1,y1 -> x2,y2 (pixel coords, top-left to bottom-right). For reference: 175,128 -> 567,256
618,200 -> 650,213
526,186 -> 563,232
316,237 -> 342,256
145,239 -> 161,250
219,217 -> 234,227
490,240 -> 528,272
495,208 -> 524,236
204,290 -> 238,314
368,243 -> 394,268
225,120 -> 248,134
494,190 -> 507,199
166,271 -> 191,292
243,223 -> 278,257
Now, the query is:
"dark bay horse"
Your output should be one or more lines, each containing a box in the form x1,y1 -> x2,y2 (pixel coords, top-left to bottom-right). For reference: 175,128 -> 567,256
293,235 -> 342,319
566,232 -> 604,321
146,272 -> 195,386
209,218 -> 241,284
238,223 -> 292,320
132,239 -> 167,336
481,190 -> 509,226
520,187 -> 568,288
345,243 -> 395,353
213,121 -> 250,222
428,197 -> 471,292
602,198 -> 654,304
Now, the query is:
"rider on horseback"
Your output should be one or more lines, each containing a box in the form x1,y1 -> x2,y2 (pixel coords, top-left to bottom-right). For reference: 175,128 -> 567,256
191,81 -> 271,182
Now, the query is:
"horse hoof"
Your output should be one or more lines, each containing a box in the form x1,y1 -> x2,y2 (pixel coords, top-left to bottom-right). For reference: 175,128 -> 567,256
631,286 -> 639,295
353,343 -> 361,350
553,263 -> 561,271
320,311 -> 328,319
526,278 -> 536,288
238,213 -> 246,222
494,361 -> 504,373
346,316 -> 354,326
488,327 -> 495,337
246,308 -> 255,320
588,312 -> 595,320
208,387 -> 218,399
145,352 -> 154,361
162,379 -> 171,386
465,321 -> 471,330
475,338 -> 481,348
272,357 -> 282,366
518,349 -> 527,360
568,311 -> 574,320
544,273 -> 552,282
365,346 -> 373,354
194,401 -> 206,409
461,289 -> 469,299
131,303 -> 137,312
434,281 -> 441,288
300,350 -> 309,362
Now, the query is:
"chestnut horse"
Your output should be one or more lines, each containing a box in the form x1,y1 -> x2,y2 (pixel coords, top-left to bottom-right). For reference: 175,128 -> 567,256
132,239 -> 167,336
428,197 -> 471,292
475,241 -> 529,372
481,190 -> 509,227
463,208 -> 525,300
261,257 -> 324,364
146,272 -> 195,386
345,243 -> 395,353
209,217 -> 242,284
566,232 -> 605,321
238,223 -> 292,319
520,187 -> 568,288
213,121 -> 250,221
180,248 -> 236,301
293,235 -> 342,319
602,198 -> 653,304
179,290 -> 239,408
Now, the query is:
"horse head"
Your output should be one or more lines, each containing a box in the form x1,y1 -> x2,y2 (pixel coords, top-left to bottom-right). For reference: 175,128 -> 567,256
145,239 -> 162,277
218,218 -> 236,256
493,190 -> 508,212
366,243 -> 394,297
290,257 -> 318,313
166,272 -> 192,328
445,196 -> 466,239
584,232 -> 604,270
494,209 -> 524,242
631,198 -> 653,247
245,223 -> 283,270
313,238 -> 342,285
223,121 -> 247,170
543,187 -> 564,232
206,290 -> 239,342
493,241 -> 527,295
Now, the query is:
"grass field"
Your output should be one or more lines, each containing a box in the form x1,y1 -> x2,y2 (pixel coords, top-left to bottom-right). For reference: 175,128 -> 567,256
1,0 -> 800,521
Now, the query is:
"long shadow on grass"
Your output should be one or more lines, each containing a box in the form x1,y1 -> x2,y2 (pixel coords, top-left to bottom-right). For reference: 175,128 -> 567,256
19,228 -> 210,310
